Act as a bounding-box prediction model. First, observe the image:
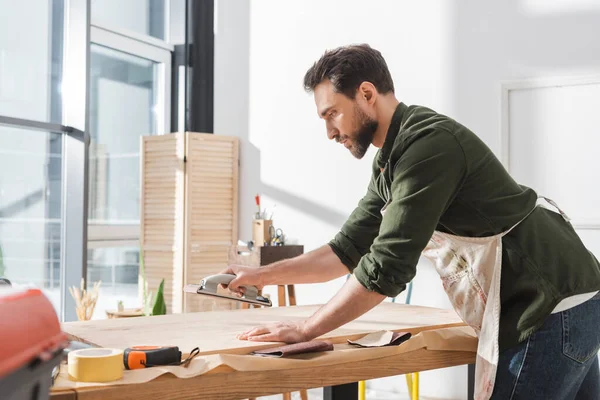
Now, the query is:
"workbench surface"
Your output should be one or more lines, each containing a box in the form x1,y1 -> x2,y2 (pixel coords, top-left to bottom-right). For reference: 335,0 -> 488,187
62,302 -> 464,355
52,303 -> 476,400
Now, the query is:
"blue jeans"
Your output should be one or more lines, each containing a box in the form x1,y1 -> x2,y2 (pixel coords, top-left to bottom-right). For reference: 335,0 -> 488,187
492,292 -> 600,399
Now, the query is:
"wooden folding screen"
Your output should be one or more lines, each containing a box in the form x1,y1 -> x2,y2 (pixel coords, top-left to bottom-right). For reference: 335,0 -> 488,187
140,132 -> 239,313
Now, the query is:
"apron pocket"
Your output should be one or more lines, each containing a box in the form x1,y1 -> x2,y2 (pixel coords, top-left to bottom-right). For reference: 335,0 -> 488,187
441,270 -> 486,331
561,296 -> 600,363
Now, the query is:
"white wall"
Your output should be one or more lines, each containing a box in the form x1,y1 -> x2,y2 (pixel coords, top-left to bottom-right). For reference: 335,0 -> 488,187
215,1 -> 600,398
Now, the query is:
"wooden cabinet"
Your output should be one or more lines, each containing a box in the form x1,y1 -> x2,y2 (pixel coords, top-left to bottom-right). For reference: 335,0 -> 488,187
140,132 -> 239,313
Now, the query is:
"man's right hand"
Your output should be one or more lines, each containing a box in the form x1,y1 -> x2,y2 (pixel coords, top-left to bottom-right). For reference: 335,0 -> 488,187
218,244 -> 349,295
220,264 -> 266,295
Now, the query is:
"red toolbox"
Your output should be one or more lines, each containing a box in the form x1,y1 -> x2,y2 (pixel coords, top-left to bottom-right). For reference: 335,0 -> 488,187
0,286 -> 68,400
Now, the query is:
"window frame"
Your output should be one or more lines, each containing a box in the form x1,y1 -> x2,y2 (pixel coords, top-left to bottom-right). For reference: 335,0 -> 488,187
87,19 -> 173,250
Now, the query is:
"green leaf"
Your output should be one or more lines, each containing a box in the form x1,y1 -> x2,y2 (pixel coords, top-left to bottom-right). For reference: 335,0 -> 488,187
151,279 -> 167,316
140,249 -> 147,304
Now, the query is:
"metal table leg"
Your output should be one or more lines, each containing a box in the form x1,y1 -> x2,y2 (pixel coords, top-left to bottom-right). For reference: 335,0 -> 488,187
324,382 -> 359,400
468,363 -> 475,400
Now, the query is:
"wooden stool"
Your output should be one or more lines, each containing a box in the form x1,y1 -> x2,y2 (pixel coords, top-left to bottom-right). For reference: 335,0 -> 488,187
229,245 -> 307,400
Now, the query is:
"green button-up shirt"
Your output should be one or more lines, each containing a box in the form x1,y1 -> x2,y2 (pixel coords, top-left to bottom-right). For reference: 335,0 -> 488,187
329,102 -> 600,350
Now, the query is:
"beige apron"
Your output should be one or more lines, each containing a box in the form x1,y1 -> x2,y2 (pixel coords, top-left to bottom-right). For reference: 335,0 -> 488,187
418,196 -> 570,400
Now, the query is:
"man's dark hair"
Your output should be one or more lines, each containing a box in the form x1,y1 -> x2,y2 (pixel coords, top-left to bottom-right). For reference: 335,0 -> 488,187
303,44 -> 395,98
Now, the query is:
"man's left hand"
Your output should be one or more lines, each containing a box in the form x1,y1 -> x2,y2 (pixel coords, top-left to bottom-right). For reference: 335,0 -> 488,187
236,275 -> 386,345
237,320 -> 312,343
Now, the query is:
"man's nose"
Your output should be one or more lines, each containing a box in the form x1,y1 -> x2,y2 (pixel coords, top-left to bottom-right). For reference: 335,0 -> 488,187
327,127 -> 339,141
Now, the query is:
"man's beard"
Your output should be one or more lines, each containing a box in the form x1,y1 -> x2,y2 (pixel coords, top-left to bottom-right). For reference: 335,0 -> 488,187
349,107 -> 378,159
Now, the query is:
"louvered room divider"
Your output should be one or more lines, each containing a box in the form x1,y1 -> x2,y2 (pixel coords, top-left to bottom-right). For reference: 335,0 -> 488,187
140,132 -> 239,313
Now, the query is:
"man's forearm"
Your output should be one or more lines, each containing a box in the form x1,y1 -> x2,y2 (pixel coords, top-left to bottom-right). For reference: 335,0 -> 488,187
261,245 -> 349,286
303,274 -> 386,339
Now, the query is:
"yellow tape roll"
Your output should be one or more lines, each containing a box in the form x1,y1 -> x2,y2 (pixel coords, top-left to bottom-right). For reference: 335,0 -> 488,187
68,348 -> 124,382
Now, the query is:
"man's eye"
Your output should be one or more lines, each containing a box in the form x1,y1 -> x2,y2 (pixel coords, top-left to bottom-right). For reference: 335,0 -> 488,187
329,111 -> 337,118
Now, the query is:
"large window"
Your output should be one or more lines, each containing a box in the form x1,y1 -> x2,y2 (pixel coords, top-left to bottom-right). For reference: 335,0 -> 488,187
87,12 -> 172,319
92,0 -> 167,40
0,128 -> 62,301
0,0 -> 63,123
0,0 -> 88,322
0,0 -> 178,322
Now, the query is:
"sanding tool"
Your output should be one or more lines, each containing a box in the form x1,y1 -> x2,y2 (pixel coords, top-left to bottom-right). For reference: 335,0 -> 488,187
183,273 -> 272,307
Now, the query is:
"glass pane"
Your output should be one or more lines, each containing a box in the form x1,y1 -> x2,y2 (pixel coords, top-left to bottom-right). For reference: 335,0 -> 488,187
0,126 -> 63,314
88,44 -> 158,225
87,247 -> 140,320
92,0 -> 166,40
0,0 -> 64,123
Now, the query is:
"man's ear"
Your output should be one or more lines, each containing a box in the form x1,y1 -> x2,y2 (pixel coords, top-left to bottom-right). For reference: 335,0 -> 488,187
358,82 -> 377,104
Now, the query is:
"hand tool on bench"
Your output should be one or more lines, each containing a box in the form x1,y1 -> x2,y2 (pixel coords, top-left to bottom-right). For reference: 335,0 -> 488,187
124,346 -> 199,370
183,273 -> 272,307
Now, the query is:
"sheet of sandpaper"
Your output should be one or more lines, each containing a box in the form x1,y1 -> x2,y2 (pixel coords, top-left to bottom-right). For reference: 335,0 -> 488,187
51,326 -> 477,391
250,340 -> 334,357
347,331 -> 412,347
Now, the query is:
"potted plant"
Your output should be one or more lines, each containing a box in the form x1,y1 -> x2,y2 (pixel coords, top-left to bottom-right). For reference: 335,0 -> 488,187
139,249 -> 166,316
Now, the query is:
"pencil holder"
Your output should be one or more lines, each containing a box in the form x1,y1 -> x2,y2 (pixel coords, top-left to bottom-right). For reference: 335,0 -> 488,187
252,219 -> 272,246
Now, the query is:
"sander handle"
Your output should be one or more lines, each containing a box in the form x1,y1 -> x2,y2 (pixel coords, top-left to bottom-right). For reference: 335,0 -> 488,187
201,273 -> 259,299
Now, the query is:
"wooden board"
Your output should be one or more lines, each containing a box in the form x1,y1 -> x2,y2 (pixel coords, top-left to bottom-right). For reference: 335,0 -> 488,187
51,347 -> 475,400
63,303 -> 463,357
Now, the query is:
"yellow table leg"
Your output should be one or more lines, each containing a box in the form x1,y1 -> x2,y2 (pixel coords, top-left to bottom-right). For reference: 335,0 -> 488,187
358,380 -> 366,400
412,372 -> 419,400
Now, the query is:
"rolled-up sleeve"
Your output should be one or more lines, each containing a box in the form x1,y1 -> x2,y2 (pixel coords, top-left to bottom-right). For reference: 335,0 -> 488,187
353,130 -> 467,297
328,172 -> 385,272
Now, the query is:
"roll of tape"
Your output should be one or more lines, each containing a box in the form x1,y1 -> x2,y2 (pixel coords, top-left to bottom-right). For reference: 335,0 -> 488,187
68,348 -> 124,382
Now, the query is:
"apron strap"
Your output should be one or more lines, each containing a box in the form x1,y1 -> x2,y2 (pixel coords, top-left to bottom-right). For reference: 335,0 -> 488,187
501,195 -> 570,238
501,203 -> 539,237
538,196 -> 571,222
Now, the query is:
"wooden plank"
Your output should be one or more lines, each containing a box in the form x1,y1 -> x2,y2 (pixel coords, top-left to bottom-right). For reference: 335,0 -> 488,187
141,245 -> 178,252
189,256 -> 229,263
142,170 -> 182,178
187,132 -> 239,142
188,138 -> 234,148
143,224 -> 177,231
186,262 -> 226,270
190,205 -> 233,212
189,170 -> 234,178
191,202 -> 233,209
62,303 -> 463,357
191,151 -> 234,160
189,240 -> 232,246
189,175 -> 233,183
189,218 -> 234,226
143,163 -> 182,171
54,348 -> 474,400
191,203 -> 233,210
190,191 -> 233,199
142,182 -> 178,189
190,190 -> 233,198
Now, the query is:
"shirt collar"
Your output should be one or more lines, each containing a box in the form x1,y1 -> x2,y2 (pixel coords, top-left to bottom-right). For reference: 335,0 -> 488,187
376,102 -> 408,169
